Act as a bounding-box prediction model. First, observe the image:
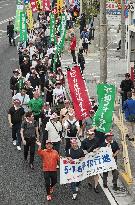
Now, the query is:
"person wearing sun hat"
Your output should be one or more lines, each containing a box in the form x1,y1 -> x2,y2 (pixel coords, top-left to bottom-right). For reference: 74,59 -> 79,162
66,138 -> 85,200
45,112 -> 62,153
37,140 -> 59,201
81,129 -> 100,193
102,132 -> 120,191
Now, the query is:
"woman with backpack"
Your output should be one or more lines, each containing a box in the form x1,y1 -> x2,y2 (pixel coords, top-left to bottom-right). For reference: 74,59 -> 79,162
20,112 -> 40,169
63,111 -> 80,153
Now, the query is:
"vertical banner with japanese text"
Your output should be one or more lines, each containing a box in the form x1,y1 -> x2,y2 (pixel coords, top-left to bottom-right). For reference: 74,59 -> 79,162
60,147 -> 117,184
42,0 -> 50,11
15,4 -> 24,31
26,6 -> 34,30
93,84 -> 116,133
50,13 -> 56,43
36,0 -> 42,10
67,66 -> 91,120
30,0 -> 38,12
57,0 -> 63,15
58,13 -> 67,53
20,12 -> 27,42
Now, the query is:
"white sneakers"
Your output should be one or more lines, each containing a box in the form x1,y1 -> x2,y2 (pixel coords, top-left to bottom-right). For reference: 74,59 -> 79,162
72,193 -> 77,200
17,146 -> 21,151
13,140 -> 16,146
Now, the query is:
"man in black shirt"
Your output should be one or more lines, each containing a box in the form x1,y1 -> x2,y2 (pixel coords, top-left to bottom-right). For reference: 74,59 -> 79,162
81,130 -> 100,193
8,99 -> 25,151
7,20 -> 16,46
120,73 -> 134,106
66,139 -> 85,200
102,132 -> 120,191
28,70 -> 41,91
20,58 -> 30,77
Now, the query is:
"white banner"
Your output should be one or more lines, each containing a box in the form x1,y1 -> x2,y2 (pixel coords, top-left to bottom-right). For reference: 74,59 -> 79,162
60,147 -> 117,184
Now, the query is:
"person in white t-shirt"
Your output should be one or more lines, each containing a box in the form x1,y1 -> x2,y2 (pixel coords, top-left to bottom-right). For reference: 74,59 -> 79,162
53,81 -> 66,104
45,113 -> 62,153
12,88 -> 30,112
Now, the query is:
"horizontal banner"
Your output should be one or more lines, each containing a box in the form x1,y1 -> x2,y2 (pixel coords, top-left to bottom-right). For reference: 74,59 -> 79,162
60,147 -> 117,184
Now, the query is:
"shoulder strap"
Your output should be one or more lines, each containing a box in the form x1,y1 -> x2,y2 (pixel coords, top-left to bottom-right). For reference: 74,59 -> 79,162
50,120 -> 59,134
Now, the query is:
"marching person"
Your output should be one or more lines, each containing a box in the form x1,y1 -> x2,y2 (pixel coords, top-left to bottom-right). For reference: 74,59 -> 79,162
64,111 -> 80,153
66,139 -> 85,200
53,81 -> 66,105
60,100 -> 71,123
81,130 -> 100,193
10,69 -> 20,97
82,109 -> 95,136
12,88 -> 30,113
70,32 -> 77,64
45,113 -> 62,154
28,91 -> 44,122
20,112 -> 39,169
37,140 -> 59,201
8,99 -> 25,150
7,20 -> 16,46
102,132 -> 120,191
120,73 -> 134,107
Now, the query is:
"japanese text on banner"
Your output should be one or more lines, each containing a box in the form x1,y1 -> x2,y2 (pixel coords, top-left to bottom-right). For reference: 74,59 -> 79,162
20,12 -> 27,42
57,0 -> 63,15
60,147 -> 117,184
93,84 -> 116,133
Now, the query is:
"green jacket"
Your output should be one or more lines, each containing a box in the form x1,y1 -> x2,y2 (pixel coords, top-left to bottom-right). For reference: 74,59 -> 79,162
28,98 -> 44,116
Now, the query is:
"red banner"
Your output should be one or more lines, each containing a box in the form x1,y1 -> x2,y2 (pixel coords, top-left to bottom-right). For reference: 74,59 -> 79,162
42,0 -> 50,11
30,0 -> 38,13
67,66 -> 91,120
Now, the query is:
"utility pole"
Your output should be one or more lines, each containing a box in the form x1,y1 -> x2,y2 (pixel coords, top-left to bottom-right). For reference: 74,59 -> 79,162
121,0 -> 125,59
100,0 -> 107,83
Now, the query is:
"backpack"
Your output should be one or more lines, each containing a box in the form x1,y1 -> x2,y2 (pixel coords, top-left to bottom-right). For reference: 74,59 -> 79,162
67,120 -> 78,137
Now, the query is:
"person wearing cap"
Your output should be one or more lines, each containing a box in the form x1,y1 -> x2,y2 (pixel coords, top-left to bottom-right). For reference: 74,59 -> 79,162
82,109 -> 95,136
12,88 -> 30,112
20,111 -> 39,169
70,32 -> 77,64
102,132 -> 120,191
56,67 -> 65,85
64,111 -> 80,153
37,140 -> 59,201
8,99 -> 25,150
120,73 -> 134,107
24,81 -> 34,100
66,139 -> 85,200
28,91 -> 44,122
81,130 -> 100,193
45,112 -> 62,153
10,69 -> 20,96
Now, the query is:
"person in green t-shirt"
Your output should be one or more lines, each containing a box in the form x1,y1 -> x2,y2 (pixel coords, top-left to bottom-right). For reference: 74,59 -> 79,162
28,92 -> 44,122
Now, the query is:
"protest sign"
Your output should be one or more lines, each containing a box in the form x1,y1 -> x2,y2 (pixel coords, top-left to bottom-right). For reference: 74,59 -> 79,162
67,66 -> 91,120
20,12 -> 27,42
58,13 -> 67,53
60,147 -> 117,184
93,84 -> 116,133
50,13 -> 56,43
57,0 -> 63,15
42,0 -> 50,11
26,6 -> 34,30
14,4 -> 24,31
30,0 -> 38,12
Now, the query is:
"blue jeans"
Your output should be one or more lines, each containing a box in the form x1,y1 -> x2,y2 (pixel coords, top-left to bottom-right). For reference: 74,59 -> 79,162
71,182 -> 80,194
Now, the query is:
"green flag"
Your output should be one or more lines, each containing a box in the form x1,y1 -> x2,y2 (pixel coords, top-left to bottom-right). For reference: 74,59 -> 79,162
20,12 -> 27,42
58,13 -> 67,52
14,5 -> 24,31
50,13 -> 56,43
93,84 -> 116,133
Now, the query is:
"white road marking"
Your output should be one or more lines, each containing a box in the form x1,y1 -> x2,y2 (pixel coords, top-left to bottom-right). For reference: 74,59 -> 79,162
0,16 -> 16,25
